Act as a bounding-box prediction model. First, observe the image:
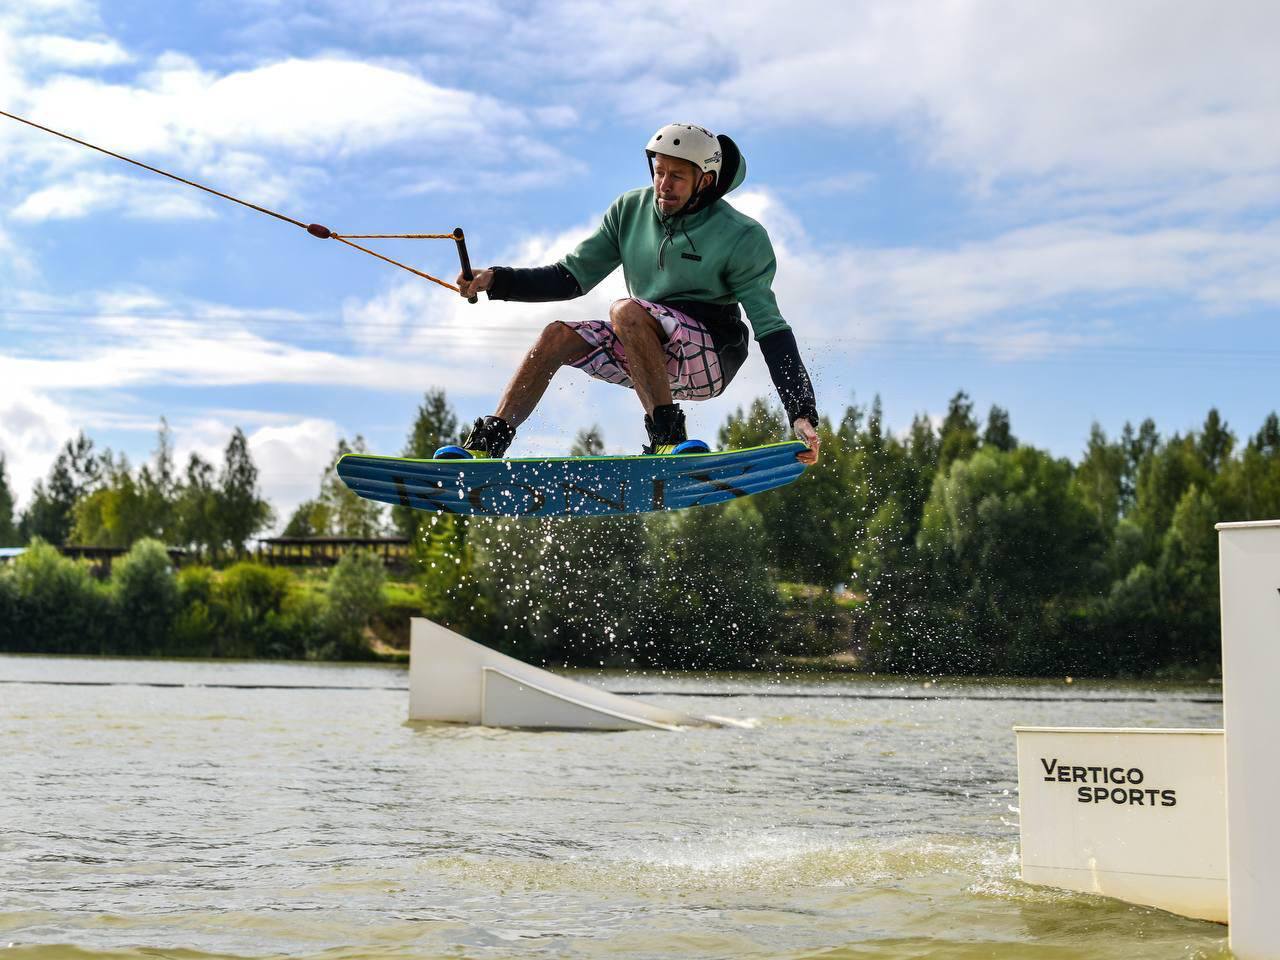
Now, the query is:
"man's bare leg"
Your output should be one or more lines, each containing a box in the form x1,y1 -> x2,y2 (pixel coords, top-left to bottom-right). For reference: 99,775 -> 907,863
494,321 -> 592,427
608,299 -> 671,414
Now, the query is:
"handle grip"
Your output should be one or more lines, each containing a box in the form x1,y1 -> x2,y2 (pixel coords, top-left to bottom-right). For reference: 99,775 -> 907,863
453,227 -> 478,304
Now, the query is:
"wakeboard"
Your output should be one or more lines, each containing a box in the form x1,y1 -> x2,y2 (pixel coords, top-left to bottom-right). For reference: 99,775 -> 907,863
336,440 -> 809,518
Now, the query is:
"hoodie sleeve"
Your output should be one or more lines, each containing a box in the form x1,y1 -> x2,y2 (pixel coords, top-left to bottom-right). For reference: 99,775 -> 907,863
557,196 -> 624,294
759,329 -> 819,428
723,224 -> 789,340
726,224 -> 818,426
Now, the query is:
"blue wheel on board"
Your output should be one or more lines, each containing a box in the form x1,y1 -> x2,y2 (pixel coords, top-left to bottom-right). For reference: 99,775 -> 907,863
433,444 -> 473,460
672,439 -> 711,455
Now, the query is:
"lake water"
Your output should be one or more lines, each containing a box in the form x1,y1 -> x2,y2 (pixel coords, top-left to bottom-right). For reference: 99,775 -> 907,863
0,655 -> 1229,959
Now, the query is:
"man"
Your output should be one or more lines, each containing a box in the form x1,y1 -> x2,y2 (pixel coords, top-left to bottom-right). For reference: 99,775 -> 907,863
443,122 -> 820,466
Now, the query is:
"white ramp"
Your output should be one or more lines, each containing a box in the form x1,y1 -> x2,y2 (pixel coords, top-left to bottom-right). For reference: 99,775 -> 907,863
408,617 -> 736,730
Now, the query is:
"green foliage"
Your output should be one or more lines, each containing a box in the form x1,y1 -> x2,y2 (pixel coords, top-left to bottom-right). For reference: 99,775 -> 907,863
1,539 -> 111,654
636,499 -> 782,668
112,539 -> 180,655
394,389 -> 462,538
216,562 -> 296,657
170,565 -> 219,655
173,452 -> 222,557
325,550 -> 387,648
282,498 -> 333,537
20,433 -> 101,545
6,383 -> 1280,677
219,428 -> 274,555
319,436 -> 384,537
19,421 -> 270,561
913,446 -> 1104,674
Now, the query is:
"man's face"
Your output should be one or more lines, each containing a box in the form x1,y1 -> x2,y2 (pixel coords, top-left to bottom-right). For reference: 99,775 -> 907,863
653,154 -> 710,215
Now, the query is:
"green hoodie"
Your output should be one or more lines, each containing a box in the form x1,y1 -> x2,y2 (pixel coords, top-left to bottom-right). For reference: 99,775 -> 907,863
558,180 -> 789,343
486,139 -> 818,427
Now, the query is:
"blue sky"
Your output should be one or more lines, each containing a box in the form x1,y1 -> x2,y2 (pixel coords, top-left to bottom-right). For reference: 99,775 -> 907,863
2,1 -> 1278,524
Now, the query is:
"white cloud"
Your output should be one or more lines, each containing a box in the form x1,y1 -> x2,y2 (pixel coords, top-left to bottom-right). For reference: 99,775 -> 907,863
0,385 -> 77,510
11,170 -> 215,221
20,33 -> 129,67
330,1 -> 1280,213
585,3 -> 1279,191
249,418 -> 342,528
3,44 -> 565,223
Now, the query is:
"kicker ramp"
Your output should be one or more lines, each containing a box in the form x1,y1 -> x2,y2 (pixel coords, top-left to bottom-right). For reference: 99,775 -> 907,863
408,617 -> 738,731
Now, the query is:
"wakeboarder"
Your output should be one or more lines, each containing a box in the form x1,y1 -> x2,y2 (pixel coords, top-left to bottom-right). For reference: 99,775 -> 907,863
441,123 -> 821,464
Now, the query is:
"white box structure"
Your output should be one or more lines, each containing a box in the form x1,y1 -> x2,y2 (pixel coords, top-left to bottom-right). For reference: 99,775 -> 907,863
408,617 -> 739,731
1015,726 -> 1226,922
1016,520 -> 1280,956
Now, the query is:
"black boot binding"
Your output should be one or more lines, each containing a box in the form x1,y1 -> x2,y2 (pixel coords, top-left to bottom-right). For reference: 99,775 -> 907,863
643,403 -> 709,455
434,416 -> 516,460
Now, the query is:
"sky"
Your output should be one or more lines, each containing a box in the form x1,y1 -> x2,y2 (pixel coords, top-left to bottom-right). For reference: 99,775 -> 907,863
2,0 -> 1278,527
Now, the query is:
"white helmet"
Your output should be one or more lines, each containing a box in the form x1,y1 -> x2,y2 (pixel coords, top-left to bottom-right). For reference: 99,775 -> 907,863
646,123 -> 722,184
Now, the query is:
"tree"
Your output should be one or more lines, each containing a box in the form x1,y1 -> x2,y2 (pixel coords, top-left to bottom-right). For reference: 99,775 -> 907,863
0,455 -> 18,546
1253,412 -> 1280,457
938,391 -> 979,468
404,388 -> 460,458
1074,424 -> 1125,534
320,437 -> 383,537
1120,419 -> 1160,513
20,432 -> 102,545
1198,409 -> 1234,473
915,445 -> 1104,674
282,499 -> 333,537
982,405 -> 1017,452
218,428 -> 273,556
395,389 -> 461,538
174,452 -> 222,558
326,550 -> 386,651
570,426 -> 605,456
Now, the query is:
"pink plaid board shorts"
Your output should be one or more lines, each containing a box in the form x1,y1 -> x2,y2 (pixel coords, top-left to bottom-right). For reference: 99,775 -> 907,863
564,299 -> 727,401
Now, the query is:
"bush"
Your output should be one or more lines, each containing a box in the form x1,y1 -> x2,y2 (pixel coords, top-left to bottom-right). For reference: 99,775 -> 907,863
112,539 -> 179,655
169,565 -> 219,656
216,562 -> 294,658
3,539 -> 111,654
325,550 -> 385,653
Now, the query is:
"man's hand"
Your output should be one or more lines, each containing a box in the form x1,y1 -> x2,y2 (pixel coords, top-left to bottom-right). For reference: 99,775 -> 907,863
457,267 -> 495,299
793,417 -> 820,465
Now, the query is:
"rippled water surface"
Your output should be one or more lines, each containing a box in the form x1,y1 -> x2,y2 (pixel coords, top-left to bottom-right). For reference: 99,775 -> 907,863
0,655 -> 1229,959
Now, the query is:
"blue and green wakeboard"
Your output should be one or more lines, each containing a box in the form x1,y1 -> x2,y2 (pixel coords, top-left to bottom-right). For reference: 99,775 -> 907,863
336,441 -> 808,518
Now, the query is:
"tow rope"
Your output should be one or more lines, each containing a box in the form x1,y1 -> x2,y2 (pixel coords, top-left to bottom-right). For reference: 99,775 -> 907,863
0,108 -> 478,300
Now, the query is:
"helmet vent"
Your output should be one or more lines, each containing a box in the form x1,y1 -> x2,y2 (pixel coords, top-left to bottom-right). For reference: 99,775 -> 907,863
673,138 -> 681,145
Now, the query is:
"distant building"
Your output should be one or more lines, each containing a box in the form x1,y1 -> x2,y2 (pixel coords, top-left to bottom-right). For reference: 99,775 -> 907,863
255,536 -> 411,569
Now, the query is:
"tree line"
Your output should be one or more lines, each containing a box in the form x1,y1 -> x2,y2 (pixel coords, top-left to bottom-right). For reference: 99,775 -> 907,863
3,389 -> 1277,675
0,423 -> 271,560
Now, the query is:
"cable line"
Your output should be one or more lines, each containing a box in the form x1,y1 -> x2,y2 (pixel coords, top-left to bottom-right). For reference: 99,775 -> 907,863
0,108 -> 477,295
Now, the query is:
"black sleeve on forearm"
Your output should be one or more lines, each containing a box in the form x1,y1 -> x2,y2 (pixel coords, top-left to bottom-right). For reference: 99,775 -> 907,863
486,264 -> 583,303
759,328 -> 819,427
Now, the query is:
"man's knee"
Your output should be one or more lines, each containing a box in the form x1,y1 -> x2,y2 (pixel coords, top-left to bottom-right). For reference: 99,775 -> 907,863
537,321 -> 588,362
609,299 -> 659,340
